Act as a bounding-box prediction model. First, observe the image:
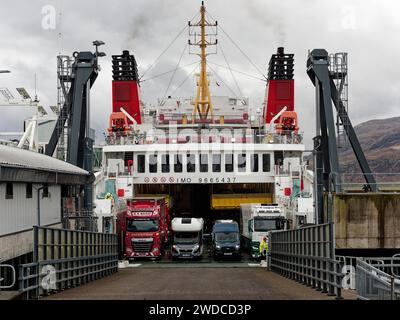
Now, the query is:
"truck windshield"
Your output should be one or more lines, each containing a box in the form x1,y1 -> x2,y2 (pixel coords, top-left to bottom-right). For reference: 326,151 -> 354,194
254,218 -> 279,232
215,232 -> 239,243
174,232 -> 199,244
126,218 -> 159,232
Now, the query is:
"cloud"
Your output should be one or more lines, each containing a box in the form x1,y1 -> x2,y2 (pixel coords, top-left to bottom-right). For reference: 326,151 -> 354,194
0,0 -> 399,147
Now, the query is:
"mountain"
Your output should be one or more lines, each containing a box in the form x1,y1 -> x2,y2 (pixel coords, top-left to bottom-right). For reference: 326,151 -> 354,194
338,117 -> 400,183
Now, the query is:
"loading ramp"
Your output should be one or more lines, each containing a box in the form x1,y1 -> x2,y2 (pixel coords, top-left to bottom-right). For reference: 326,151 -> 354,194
44,267 -> 351,300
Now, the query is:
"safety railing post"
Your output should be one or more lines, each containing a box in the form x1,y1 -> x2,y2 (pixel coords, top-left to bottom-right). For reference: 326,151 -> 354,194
18,264 -> 27,300
18,226 -> 118,299
321,225 -> 328,293
288,231 -> 293,279
390,276 -> 395,300
327,259 -> 335,296
269,223 -> 343,299
315,228 -> 320,291
301,230 -> 304,284
294,230 -> 299,282
306,228 -> 312,287
312,226 -> 316,289
328,223 -> 336,296
287,231 -> 291,278
335,261 -> 344,300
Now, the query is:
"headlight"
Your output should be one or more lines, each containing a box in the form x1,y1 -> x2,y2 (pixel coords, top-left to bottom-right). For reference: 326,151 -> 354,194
152,247 -> 159,253
216,245 -> 221,250
172,245 -> 179,252
235,245 -> 240,250
192,245 -> 200,253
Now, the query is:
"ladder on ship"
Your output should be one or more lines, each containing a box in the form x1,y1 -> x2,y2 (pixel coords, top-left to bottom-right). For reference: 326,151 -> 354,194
329,53 -> 349,149
56,55 -> 73,161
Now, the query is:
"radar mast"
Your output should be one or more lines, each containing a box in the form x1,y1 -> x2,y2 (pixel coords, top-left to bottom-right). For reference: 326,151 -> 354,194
189,1 -> 217,123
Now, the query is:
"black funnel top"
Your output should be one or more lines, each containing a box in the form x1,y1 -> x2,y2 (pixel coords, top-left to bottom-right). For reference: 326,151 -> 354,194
267,47 -> 294,80
112,50 -> 139,81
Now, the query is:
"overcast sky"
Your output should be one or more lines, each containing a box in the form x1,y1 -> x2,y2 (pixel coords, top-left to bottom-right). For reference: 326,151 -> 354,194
1,0 -> 399,147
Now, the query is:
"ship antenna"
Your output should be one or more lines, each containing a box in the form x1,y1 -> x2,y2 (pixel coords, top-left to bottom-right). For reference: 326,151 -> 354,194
58,0 -> 63,55
34,72 -> 38,102
189,1 -> 217,123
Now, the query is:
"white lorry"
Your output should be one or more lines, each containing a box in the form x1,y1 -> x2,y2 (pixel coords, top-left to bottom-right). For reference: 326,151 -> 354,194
240,203 -> 286,259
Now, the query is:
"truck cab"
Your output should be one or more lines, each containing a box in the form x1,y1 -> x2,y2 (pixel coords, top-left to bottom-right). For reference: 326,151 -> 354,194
240,203 -> 286,259
171,218 -> 204,260
117,197 -> 169,260
212,220 -> 241,260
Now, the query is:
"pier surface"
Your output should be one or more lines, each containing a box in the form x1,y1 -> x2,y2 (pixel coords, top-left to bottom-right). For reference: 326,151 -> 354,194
45,265 -> 356,300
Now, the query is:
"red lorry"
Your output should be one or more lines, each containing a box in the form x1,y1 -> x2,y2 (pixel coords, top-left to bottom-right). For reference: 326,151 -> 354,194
116,197 -> 170,259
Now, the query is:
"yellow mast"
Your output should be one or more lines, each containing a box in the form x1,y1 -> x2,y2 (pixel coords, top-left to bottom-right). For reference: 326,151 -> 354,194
190,1 -> 217,123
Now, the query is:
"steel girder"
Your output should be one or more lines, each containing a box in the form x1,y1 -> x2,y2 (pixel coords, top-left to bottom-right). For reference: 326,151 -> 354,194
307,49 -> 377,223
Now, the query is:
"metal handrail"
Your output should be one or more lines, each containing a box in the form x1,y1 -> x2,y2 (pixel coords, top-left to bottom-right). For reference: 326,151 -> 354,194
18,226 -> 118,299
0,263 -> 16,289
105,129 -> 305,146
338,172 -> 400,191
19,254 -> 118,297
356,258 -> 400,300
269,223 -> 343,299
391,254 -> 400,278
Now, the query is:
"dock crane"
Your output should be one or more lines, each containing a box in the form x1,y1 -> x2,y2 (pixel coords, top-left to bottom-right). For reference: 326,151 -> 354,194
307,49 -> 377,224
45,41 -> 105,213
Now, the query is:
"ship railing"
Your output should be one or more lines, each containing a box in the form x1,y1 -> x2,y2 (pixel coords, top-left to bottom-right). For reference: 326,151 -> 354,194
355,256 -> 400,300
257,131 -> 303,145
105,130 -> 304,146
156,112 -> 250,126
274,165 -> 302,176
334,172 -> 400,192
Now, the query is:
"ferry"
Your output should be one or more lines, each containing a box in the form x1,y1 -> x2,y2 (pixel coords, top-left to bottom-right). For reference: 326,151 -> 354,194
93,2 -> 314,235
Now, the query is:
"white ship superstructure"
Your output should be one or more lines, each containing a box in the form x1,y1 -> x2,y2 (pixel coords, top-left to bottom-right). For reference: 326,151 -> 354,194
94,2 -> 314,233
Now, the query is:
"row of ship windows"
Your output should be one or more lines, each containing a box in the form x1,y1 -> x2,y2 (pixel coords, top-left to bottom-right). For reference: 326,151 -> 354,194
135,153 -> 271,174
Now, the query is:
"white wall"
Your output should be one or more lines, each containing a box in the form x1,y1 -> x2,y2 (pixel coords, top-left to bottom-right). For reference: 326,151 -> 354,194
0,183 -> 61,236
0,223 -> 62,261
